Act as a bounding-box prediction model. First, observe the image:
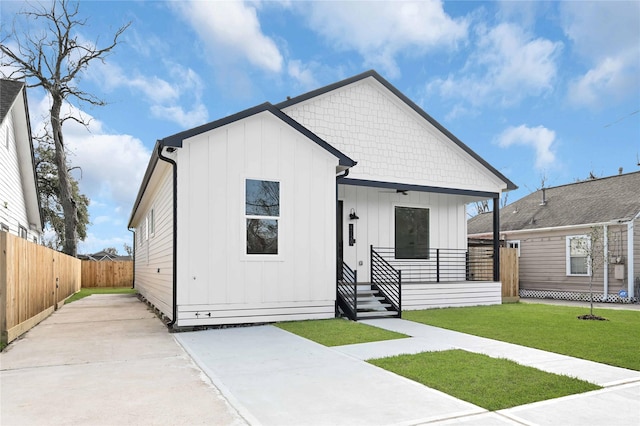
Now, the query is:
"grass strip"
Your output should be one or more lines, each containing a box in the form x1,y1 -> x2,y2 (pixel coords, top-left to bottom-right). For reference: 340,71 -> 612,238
404,303 -> 640,371
369,349 -> 600,411
65,287 -> 137,304
276,318 -> 409,346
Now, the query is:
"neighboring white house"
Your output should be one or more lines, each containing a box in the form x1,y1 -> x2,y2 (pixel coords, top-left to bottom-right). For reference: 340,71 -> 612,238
128,71 -> 516,328
0,79 -> 43,243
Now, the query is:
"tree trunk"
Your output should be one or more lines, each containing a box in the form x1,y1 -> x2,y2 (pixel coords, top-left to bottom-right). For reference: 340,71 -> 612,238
50,97 -> 78,256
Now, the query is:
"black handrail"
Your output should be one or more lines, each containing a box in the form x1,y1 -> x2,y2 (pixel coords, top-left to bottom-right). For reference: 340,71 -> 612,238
372,246 -> 494,282
337,262 -> 358,321
370,246 -> 401,317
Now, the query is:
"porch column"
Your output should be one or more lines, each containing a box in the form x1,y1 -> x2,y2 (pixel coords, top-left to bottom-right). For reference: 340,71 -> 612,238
493,196 -> 500,282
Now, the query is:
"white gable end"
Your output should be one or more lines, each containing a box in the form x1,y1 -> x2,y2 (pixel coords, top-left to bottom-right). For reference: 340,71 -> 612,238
283,77 -> 506,194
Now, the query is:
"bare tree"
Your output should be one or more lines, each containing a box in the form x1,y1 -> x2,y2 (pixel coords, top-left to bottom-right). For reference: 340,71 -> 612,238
1,0 -> 129,256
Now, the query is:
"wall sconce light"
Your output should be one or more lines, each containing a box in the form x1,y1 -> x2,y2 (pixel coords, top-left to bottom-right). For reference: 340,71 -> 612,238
349,208 -> 359,220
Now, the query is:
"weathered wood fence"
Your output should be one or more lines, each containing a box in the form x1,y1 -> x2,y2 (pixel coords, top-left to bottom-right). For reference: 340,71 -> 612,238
1,232 -> 81,344
1,232 -> 135,345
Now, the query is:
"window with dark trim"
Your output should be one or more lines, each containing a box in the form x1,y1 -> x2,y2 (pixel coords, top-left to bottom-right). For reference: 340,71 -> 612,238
18,225 -> 27,239
246,179 -> 279,255
1,222 -> 9,232
395,206 -> 429,259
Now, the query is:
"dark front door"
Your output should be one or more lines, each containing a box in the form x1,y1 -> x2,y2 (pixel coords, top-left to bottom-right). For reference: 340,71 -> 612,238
337,200 -> 343,280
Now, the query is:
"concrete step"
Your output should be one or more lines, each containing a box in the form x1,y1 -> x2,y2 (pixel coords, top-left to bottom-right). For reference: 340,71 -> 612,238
357,311 -> 398,318
358,301 -> 391,310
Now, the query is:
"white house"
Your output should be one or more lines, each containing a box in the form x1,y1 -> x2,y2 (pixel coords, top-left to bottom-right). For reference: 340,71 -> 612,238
0,79 -> 43,243
128,71 -> 516,328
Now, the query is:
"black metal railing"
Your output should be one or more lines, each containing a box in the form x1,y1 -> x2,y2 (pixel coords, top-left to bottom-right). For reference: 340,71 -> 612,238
372,246 -> 494,283
370,246 -> 401,316
337,262 -> 358,320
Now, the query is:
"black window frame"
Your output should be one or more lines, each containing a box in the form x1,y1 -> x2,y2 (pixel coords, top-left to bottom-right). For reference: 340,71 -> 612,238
394,206 -> 430,260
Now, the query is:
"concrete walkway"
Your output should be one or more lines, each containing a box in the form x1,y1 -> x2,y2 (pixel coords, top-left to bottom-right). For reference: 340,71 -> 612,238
178,318 -> 640,426
0,294 -> 246,426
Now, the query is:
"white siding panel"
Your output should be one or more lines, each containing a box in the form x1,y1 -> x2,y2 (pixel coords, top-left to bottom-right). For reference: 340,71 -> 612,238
175,111 -> 339,326
133,165 -> 174,318
0,112 -> 38,241
402,282 -> 501,310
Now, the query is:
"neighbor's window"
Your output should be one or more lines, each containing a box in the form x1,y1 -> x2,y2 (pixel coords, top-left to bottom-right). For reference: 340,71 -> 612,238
1,222 -> 8,232
18,225 -> 27,239
246,179 -> 279,255
566,235 -> 590,276
507,240 -> 521,257
395,206 -> 429,259
149,209 -> 155,237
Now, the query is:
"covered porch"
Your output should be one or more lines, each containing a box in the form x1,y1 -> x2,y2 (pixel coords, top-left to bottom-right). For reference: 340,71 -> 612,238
337,244 -> 502,321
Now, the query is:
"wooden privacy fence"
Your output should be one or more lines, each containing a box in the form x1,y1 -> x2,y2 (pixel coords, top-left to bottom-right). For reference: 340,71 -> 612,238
500,247 -> 520,302
468,246 -> 519,302
81,261 -> 133,288
1,232 -> 81,344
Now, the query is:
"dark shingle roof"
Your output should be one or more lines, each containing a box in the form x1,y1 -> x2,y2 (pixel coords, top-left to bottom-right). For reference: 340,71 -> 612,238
468,171 -> 640,234
0,79 -> 25,123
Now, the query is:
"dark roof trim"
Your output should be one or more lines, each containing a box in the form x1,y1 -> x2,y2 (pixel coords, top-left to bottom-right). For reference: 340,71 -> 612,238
340,178 -> 500,198
277,70 -> 517,192
159,102 -> 356,167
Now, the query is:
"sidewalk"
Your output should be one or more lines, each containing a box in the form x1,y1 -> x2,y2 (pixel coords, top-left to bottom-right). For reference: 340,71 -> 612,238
0,294 -> 246,426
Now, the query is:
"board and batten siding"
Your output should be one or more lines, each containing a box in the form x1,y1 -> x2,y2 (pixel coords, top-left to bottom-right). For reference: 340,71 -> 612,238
509,225 -> 630,294
0,112 -> 38,242
175,111 -> 339,326
133,163 -> 174,319
339,184 -> 469,282
283,77 -> 506,194
634,218 -> 639,295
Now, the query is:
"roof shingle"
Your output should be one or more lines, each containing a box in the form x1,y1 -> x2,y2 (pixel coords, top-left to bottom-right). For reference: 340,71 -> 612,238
468,171 -> 640,234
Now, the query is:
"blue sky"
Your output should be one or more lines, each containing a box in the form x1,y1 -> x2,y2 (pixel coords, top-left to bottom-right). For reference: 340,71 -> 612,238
2,1 -> 639,254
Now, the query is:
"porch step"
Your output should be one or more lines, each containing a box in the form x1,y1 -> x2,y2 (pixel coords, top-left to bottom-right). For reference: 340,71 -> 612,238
357,302 -> 392,309
357,310 -> 399,318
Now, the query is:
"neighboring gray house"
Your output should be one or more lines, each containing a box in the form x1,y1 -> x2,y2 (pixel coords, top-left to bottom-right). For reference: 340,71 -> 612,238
0,79 -> 43,243
129,70 -> 515,328
468,171 -> 640,302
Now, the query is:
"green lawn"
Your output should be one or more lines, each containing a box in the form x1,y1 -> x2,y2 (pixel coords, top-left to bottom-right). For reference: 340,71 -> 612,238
65,287 -> 136,304
404,303 -> 640,371
369,350 -> 600,411
276,318 -> 408,346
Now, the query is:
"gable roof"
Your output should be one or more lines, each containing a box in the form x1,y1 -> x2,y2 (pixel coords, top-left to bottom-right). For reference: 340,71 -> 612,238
0,79 -> 25,124
468,171 -> 640,235
160,102 -> 356,168
0,79 -> 44,231
128,102 -> 356,227
277,70 -> 517,192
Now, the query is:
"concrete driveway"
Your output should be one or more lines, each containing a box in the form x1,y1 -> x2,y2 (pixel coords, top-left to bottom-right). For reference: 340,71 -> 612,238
2,294 -> 639,425
0,294 -> 246,426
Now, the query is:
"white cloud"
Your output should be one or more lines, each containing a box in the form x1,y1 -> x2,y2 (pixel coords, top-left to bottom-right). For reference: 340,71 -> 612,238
561,1 -> 640,108
428,22 -> 562,108
496,124 -> 556,170
172,0 -> 283,73
299,0 -> 468,77
78,232 -> 132,256
287,60 -> 318,90
89,61 -> 208,128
